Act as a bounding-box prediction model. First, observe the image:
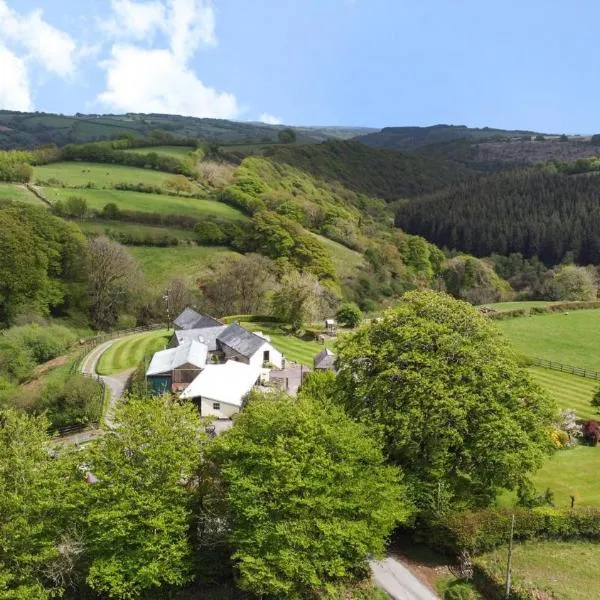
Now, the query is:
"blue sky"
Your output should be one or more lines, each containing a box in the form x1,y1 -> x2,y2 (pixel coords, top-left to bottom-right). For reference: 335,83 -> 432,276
0,0 -> 598,132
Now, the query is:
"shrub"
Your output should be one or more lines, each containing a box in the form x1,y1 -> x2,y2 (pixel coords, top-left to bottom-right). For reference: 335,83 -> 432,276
336,302 -> 363,327
582,420 -> 600,446
102,202 -> 120,220
195,220 -> 226,245
4,324 -> 76,364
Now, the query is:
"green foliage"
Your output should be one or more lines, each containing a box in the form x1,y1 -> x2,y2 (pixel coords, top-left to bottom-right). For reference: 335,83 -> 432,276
335,291 -> 557,513
271,271 -> 326,330
195,220 -> 227,245
541,265 -> 597,301
84,396 -> 207,599
0,150 -> 33,182
336,302 -> 363,327
208,391 -> 408,598
277,128 -> 297,143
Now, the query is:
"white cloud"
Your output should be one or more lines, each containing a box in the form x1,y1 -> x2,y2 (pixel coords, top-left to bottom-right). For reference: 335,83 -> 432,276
0,43 -> 32,111
99,45 -> 238,118
259,113 -> 282,125
98,0 -> 238,118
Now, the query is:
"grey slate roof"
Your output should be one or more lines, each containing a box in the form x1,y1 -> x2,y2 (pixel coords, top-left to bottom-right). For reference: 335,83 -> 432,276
314,347 -> 336,370
173,307 -> 222,330
216,323 -> 266,359
173,326 -> 228,352
146,341 -> 208,376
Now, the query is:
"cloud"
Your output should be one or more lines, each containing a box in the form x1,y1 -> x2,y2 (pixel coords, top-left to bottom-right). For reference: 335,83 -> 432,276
98,0 -> 238,118
0,43 -> 32,111
259,113 -> 282,125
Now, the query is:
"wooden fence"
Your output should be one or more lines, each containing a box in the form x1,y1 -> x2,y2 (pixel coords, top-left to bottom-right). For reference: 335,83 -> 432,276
533,357 -> 600,381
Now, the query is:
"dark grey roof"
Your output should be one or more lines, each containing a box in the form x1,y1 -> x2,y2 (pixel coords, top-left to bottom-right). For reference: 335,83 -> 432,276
216,323 -> 266,358
173,307 -> 222,330
174,326 -> 227,352
314,348 -> 336,370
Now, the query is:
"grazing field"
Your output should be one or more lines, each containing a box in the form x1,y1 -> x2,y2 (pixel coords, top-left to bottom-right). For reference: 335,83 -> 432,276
33,162 -> 182,188
243,323 -> 335,367
129,246 -> 239,285
43,187 -> 246,220
96,329 -> 170,376
0,183 -> 44,204
313,234 -> 365,278
123,145 -> 195,159
528,367 -> 597,420
77,220 -> 198,241
485,301 -> 553,312
496,310 -> 600,370
478,540 -> 600,600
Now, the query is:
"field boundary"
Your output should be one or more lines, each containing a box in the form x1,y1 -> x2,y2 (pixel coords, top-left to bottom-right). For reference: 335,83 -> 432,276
533,357 -> 600,381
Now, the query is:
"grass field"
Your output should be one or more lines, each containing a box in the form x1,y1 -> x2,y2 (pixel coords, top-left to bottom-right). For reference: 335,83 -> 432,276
496,310 -> 600,370
486,301 -> 553,312
77,220 -> 198,241
33,162 -> 184,189
43,187 -> 246,220
243,322 -> 335,366
123,145 -> 195,159
129,246 -> 239,285
478,540 -> 600,600
313,234 -> 365,279
96,329 -> 170,376
528,367 -> 597,420
0,182 -> 44,204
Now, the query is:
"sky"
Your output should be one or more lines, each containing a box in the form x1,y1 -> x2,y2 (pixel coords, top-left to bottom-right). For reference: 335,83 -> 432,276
0,0 -> 599,132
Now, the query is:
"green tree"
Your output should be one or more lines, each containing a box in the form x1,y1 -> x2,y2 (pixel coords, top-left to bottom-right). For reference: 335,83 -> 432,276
101,202 -> 120,220
271,271 -> 324,330
278,128 -> 297,144
165,174 -> 193,195
334,291 -> 556,513
336,302 -> 363,327
208,391 -> 408,598
84,396 -> 207,599
65,196 -> 87,219
542,265 -> 597,301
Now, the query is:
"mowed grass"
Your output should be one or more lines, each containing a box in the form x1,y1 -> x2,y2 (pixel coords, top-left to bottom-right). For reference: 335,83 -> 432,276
486,301 -> 553,312
97,329 -> 170,375
478,540 -> 600,600
242,323 -> 335,367
77,220 -> 198,241
43,187 -> 246,221
33,162 -> 181,188
129,246 -> 239,286
123,146 -> 195,159
0,182 -> 44,205
496,310 -> 600,371
528,367 -> 598,420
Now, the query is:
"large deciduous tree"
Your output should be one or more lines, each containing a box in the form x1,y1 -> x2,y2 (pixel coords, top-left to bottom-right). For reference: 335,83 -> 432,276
208,391 -> 408,598
84,396 -> 206,599
271,271 -> 324,329
334,290 -> 556,513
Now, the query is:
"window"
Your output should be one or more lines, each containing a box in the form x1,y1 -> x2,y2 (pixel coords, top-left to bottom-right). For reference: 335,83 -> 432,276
212,402 -> 221,411
263,350 -> 270,363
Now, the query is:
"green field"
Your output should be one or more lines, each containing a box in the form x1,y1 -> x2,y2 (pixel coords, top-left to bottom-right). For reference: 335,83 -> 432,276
43,187 -> 245,221
528,367 -> 597,420
479,540 -> 600,600
243,323 -> 335,367
97,329 -> 170,376
33,162 -> 183,189
486,301 -> 553,312
123,145 -> 195,159
313,234 -> 365,278
77,220 -> 198,241
0,183 -> 44,205
129,246 -> 239,285
497,310 -> 600,371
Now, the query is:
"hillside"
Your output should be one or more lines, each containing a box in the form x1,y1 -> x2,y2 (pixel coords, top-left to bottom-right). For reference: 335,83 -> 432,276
0,110 -> 374,149
395,168 -> 600,265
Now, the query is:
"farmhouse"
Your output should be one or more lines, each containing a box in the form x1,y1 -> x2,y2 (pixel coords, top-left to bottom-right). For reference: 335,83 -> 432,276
173,307 -> 222,330
146,340 -> 207,394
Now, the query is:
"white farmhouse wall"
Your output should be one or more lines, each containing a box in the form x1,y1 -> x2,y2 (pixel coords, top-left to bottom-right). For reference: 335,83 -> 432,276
200,397 -> 240,419
248,342 -> 283,370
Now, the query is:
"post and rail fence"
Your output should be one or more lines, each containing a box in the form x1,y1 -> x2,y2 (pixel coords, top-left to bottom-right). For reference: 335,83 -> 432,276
532,357 -> 600,381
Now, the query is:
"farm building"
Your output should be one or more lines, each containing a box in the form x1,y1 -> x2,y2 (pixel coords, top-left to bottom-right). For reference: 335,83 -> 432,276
314,348 -> 336,371
179,360 -> 264,418
145,340 -> 207,394
173,307 -> 222,330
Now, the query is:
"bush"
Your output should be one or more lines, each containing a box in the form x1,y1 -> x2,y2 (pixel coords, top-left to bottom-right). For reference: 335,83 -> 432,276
336,302 -> 363,327
582,420 -> 600,446
3,324 -> 76,364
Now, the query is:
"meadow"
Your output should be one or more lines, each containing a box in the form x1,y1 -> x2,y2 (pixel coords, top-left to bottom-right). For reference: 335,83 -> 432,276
129,246 -> 239,285
96,329 -> 170,376
0,182 -> 44,204
123,145 -> 195,159
479,540 -> 600,600
496,310 -> 600,371
43,187 -> 246,221
77,220 -> 198,242
486,300 -> 553,312
313,234 -> 365,279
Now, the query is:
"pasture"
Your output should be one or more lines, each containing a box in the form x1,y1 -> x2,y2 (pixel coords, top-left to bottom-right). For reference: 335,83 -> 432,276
77,220 -> 198,242
43,187 -> 246,221
0,182 -> 44,205
479,540 -> 600,600
96,329 -> 170,376
496,309 -> 600,371
129,246 -> 239,285
486,301 -> 552,312
33,162 -> 181,189
313,234 -> 365,278
123,145 -> 195,159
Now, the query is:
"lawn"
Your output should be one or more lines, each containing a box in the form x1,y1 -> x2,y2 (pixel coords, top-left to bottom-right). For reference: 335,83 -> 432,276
77,220 -> 198,242
123,145 -> 195,159
0,182 -> 44,205
496,310 -> 600,370
33,162 -> 183,189
242,322 -> 335,367
43,187 -> 246,221
528,367 -> 597,420
96,329 -> 170,376
478,540 -> 600,600
485,301 -> 553,312
129,246 -> 239,286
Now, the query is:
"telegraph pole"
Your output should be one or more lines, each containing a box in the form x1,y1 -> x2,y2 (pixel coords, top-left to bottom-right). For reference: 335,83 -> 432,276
505,514 -> 515,599
163,289 -> 171,331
